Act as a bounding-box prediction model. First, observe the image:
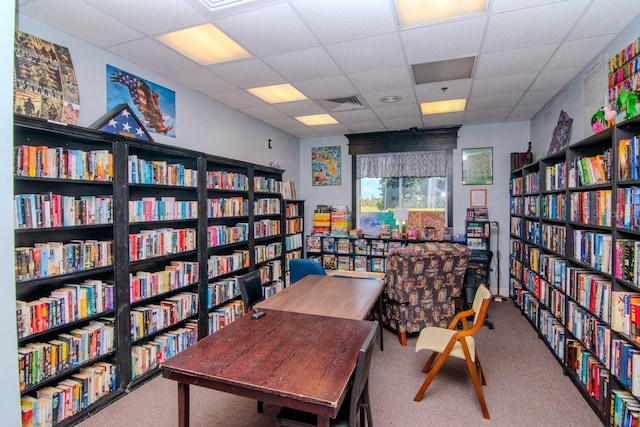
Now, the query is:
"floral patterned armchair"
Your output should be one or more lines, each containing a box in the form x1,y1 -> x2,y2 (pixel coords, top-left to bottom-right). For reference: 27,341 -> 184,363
382,243 -> 471,346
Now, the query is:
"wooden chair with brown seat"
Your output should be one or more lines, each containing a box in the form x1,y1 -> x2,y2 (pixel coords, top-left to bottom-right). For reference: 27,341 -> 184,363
413,284 -> 492,419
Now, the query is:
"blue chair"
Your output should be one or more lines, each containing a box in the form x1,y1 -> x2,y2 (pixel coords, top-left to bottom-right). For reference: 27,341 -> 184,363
289,258 -> 326,284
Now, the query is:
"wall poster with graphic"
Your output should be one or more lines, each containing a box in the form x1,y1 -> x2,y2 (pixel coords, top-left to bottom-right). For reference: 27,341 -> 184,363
312,146 -> 342,186
462,147 -> 493,185
107,65 -> 176,138
14,30 -> 79,124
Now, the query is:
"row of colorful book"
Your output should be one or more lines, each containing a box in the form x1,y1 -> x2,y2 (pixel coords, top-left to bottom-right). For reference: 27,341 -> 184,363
129,198 -> 198,222
14,193 -> 113,229
206,170 -> 249,191
130,261 -> 199,304
253,197 -> 281,215
128,227 -> 197,262
130,293 -> 198,341
17,280 -> 115,339
206,224 -> 249,248
128,155 -> 197,187
15,240 -> 113,283
206,250 -> 249,279
254,241 -> 282,263
14,145 -> 113,181
207,196 -> 248,217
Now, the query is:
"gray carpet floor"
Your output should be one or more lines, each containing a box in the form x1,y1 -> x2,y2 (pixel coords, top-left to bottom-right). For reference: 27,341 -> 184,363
77,300 -> 603,426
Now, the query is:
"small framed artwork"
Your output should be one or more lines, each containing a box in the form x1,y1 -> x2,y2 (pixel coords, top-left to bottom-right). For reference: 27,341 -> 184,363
469,189 -> 487,208
462,147 -> 493,185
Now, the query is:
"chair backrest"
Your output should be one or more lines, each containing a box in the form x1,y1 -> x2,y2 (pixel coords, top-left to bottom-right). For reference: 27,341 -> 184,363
471,284 -> 492,326
289,258 -> 326,284
348,321 -> 378,426
238,270 -> 264,313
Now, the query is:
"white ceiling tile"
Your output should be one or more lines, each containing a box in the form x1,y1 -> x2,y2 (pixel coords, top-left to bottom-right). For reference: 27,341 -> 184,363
463,107 -> 513,124
293,75 -> 358,100
107,38 -> 198,75
169,67 -> 237,94
467,93 -> 523,110
475,44 -> 558,78
483,0 -> 588,52
518,88 -> 560,106
291,0 -> 397,44
313,124 -> 353,135
361,87 -> 418,108
490,0 -> 569,13
509,104 -> 544,120
20,0 -> 143,47
471,72 -> 537,97
85,0 -> 206,36
283,127 -> 322,138
239,105 -> 289,121
331,109 -> 379,123
570,0 -> 640,39
326,33 -> 405,74
262,47 -> 342,81
273,100 -> 326,116
373,104 -> 421,119
381,116 -> 424,131
206,59 -> 285,89
414,80 -> 473,102
529,66 -> 584,91
264,117 -> 309,128
348,66 -> 413,93
401,16 -> 486,64
422,112 -> 465,128
209,90 -> 267,109
346,120 -> 387,133
545,35 -> 614,69
215,2 -> 319,56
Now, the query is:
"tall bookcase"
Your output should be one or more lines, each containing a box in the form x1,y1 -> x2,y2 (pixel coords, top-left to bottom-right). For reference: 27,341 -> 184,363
509,114 -> 640,425
13,115 -> 285,426
283,200 -> 305,286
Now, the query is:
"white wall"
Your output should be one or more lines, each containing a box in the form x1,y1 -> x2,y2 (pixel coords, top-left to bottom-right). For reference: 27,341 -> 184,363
16,14 -> 302,183
2,4 -> 20,427
299,121 -> 531,296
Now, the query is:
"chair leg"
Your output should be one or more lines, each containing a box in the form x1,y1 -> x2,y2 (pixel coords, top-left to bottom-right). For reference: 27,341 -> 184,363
398,331 -> 407,346
475,350 -> 486,385
414,349 -> 449,401
464,353 -> 490,419
257,400 -> 263,413
421,352 -> 438,373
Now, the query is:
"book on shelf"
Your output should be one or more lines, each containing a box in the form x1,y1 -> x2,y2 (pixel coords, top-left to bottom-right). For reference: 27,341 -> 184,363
322,237 -> 335,253
322,254 -> 337,270
305,235 -> 321,252
281,181 -> 297,200
336,238 -> 351,254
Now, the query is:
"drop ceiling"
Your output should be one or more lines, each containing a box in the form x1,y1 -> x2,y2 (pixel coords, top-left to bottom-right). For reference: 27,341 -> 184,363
17,0 -> 640,138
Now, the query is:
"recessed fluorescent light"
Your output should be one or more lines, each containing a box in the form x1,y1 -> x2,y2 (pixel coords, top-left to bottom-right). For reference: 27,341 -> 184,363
420,99 -> 467,115
247,84 -> 307,104
156,23 -> 250,65
295,114 -> 339,126
395,0 -> 487,27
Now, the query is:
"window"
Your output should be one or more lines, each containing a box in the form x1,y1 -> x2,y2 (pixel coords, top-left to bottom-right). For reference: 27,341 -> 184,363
358,176 -> 446,237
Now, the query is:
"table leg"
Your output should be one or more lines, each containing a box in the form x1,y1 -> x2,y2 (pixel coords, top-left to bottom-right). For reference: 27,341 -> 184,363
378,295 -> 384,351
177,382 -> 190,427
317,415 -> 330,427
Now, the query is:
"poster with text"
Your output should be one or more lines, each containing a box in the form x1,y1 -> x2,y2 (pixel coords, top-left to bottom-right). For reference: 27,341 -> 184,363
312,146 -> 341,186
14,30 -> 79,124
107,65 -> 176,137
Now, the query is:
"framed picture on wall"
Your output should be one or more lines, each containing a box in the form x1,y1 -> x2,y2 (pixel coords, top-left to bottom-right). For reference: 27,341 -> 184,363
462,147 -> 493,185
469,189 -> 487,208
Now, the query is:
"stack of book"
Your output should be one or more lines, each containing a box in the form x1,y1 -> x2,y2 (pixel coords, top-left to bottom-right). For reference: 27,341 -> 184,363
330,205 -> 351,237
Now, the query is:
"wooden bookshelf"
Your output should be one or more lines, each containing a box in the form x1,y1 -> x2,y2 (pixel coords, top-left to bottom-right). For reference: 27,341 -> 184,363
509,114 -> 640,425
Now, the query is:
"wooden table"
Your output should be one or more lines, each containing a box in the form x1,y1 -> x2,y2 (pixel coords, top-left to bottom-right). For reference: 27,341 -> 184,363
161,310 -> 376,427
256,274 -> 384,320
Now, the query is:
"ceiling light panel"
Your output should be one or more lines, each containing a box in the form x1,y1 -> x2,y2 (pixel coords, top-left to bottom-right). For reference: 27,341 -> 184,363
395,0 -> 488,27
156,23 -> 250,65
420,99 -> 467,115
247,84 -> 308,104
295,114 -> 339,126
412,56 -> 475,85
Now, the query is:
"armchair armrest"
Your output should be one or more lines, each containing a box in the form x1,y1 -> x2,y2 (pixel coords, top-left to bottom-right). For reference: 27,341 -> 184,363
447,308 -> 474,330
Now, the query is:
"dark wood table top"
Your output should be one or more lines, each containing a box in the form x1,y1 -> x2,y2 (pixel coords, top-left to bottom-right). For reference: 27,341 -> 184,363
161,309 -> 376,418
255,274 -> 384,320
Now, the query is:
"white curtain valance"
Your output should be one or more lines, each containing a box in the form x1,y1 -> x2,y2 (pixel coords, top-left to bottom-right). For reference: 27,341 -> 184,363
356,150 -> 447,178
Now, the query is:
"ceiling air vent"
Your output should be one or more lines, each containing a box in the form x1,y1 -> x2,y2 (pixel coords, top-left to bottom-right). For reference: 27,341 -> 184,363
321,96 -> 365,112
199,0 -> 257,10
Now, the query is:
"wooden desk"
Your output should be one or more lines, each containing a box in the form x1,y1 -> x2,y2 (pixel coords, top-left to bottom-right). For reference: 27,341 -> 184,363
255,274 -> 384,320
161,310 -> 375,427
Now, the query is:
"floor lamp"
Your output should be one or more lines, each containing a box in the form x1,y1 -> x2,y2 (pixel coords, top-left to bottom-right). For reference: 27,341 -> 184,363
491,221 -> 503,302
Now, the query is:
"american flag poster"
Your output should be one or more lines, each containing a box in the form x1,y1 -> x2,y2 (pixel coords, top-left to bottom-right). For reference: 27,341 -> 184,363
107,65 -> 176,138
14,30 -> 80,124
